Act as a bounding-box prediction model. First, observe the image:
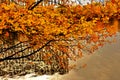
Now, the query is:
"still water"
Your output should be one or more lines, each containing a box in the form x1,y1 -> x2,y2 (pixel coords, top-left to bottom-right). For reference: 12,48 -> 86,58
50,32 -> 120,80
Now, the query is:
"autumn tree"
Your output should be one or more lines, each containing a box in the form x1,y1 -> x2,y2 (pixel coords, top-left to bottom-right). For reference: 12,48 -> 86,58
0,0 -> 119,76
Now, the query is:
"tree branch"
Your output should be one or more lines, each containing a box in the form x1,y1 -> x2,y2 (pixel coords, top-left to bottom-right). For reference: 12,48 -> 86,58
0,40 -> 53,61
0,42 -> 23,53
28,0 -> 44,10
0,46 -> 31,62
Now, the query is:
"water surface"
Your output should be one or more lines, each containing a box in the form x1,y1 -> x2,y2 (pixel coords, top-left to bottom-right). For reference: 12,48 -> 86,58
50,33 -> 120,80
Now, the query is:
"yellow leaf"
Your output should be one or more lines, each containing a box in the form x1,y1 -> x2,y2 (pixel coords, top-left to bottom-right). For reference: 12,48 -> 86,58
4,6 -> 10,10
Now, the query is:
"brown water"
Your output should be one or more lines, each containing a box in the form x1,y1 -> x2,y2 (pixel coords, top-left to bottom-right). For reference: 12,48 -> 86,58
50,33 -> 120,80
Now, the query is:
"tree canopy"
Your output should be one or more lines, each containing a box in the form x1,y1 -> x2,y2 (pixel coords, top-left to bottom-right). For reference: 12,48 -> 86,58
0,0 -> 119,75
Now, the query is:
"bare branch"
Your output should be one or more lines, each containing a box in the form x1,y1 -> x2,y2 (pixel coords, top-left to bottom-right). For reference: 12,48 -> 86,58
28,0 -> 44,10
0,42 -> 23,53
0,40 -> 53,61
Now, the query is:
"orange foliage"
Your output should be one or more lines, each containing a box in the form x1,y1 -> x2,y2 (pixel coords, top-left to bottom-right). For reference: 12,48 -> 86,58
0,1 -> 119,69
94,21 -> 105,32
90,33 -> 99,43
4,31 -> 9,37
